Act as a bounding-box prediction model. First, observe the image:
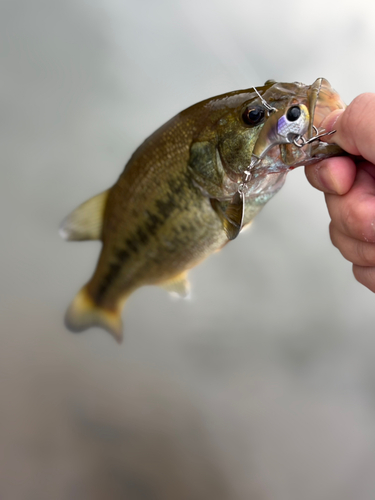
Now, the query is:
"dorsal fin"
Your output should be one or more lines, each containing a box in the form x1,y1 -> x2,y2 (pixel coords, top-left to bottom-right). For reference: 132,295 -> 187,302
59,189 -> 109,241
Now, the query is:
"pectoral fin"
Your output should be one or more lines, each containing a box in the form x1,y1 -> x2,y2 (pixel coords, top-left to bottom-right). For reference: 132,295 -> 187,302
59,189 -> 109,241
210,193 -> 244,240
160,271 -> 190,298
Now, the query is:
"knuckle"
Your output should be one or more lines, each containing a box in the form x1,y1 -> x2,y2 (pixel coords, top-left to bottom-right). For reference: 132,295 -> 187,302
341,198 -> 375,242
355,240 -> 375,266
340,95 -> 369,149
304,165 -> 315,187
350,94 -> 370,113
329,224 -> 355,263
346,95 -> 371,129
305,164 -> 325,192
340,201 -> 357,235
353,265 -> 375,293
352,264 -> 364,285
329,223 -> 339,249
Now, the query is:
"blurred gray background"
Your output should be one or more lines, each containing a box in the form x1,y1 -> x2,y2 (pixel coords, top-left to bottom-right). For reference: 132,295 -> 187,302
1,0 -> 375,498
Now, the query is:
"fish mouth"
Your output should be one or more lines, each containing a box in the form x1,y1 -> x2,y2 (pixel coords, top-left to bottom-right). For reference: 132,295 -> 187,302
271,78 -> 346,170
308,77 -> 346,132
250,78 -> 346,175
305,77 -> 346,161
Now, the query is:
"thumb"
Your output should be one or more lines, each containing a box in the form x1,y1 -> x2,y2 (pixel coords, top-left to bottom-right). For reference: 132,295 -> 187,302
320,93 -> 375,162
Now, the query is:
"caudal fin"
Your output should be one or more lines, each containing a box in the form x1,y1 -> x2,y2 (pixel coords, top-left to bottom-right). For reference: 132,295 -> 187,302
65,286 -> 124,343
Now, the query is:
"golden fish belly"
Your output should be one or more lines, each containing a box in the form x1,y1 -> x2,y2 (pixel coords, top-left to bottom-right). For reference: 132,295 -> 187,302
86,170 -> 227,309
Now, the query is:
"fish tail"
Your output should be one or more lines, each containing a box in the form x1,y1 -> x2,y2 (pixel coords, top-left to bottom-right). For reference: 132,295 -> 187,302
65,286 -> 124,343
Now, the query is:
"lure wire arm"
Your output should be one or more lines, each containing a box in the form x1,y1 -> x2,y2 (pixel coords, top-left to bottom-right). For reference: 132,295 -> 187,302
237,153 -> 261,192
233,86 -> 275,199
252,87 -> 277,115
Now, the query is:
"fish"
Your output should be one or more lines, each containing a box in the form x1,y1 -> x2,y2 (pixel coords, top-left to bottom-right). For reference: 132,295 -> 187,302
60,77 -> 345,342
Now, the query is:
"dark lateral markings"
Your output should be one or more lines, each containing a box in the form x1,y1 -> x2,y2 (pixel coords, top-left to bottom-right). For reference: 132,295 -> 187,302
95,175 -> 188,301
95,260 -> 123,301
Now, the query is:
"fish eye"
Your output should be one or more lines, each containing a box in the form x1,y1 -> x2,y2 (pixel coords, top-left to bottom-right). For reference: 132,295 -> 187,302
242,106 -> 265,126
286,106 -> 301,122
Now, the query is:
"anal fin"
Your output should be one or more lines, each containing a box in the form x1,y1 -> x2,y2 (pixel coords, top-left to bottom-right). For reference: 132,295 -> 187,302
60,189 -> 110,241
160,271 -> 190,299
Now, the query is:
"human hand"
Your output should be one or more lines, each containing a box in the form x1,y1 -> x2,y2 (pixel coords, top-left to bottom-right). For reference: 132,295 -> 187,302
305,93 -> 375,292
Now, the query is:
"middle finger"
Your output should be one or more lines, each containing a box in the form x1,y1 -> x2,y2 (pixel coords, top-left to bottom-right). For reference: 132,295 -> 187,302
325,165 -> 375,243
330,223 -> 375,266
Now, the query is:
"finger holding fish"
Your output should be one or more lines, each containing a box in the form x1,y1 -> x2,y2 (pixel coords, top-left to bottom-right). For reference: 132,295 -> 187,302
305,93 -> 375,293
305,93 -> 375,194
305,156 -> 357,195
320,93 -> 375,159
325,162 -> 375,242
329,220 -> 375,267
352,265 -> 375,293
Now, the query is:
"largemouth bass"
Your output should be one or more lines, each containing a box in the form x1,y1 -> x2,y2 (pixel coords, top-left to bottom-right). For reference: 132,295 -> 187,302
60,78 -> 345,342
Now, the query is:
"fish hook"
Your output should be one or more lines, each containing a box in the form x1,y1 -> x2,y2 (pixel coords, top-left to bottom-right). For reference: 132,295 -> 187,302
223,126 -> 336,240
293,127 -> 336,148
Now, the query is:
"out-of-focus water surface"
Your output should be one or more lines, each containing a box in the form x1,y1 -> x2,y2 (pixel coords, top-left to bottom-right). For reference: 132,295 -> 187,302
1,0 -> 375,498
